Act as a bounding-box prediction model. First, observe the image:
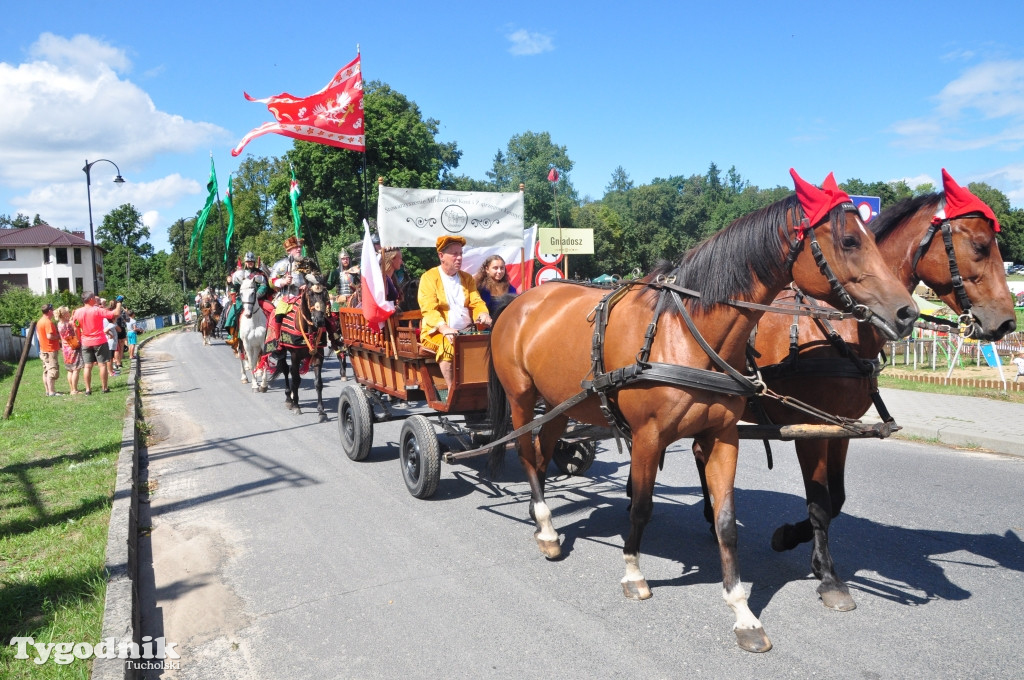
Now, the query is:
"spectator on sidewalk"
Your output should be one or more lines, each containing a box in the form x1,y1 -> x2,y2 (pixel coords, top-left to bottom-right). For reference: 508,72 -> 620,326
125,310 -> 142,361
72,291 -> 121,395
35,303 -> 62,396
1014,352 -> 1024,383
56,305 -> 84,394
103,303 -> 118,378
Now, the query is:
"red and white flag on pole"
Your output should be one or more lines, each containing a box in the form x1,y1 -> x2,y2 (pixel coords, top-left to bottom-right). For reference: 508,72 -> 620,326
232,55 -> 365,157
360,220 -> 395,329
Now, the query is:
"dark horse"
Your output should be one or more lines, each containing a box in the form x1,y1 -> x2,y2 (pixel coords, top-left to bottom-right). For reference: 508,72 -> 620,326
262,267 -> 332,422
692,169 -> 1016,612
486,171 -> 918,652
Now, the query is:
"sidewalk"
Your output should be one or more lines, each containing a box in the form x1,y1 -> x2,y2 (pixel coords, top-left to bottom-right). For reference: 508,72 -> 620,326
863,387 -> 1024,458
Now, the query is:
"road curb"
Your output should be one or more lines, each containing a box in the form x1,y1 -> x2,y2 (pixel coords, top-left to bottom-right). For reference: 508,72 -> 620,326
94,331 -> 164,680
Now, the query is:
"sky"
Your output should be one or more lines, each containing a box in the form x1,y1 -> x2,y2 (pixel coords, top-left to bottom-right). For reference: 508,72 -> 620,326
3,1 -> 1024,255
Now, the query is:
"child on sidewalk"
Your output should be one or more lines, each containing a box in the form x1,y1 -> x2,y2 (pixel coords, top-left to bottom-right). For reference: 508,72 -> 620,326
1013,352 -> 1024,383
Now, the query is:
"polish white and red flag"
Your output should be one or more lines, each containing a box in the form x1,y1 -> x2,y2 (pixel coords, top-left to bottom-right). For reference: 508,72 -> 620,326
461,225 -> 537,292
360,220 -> 395,329
232,55 -> 365,156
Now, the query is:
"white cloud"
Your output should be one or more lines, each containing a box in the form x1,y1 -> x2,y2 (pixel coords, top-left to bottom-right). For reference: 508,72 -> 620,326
0,33 -> 228,187
891,59 -> 1024,152
896,173 -> 937,190
30,32 -> 132,76
507,29 -> 554,56
978,164 -> 1024,207
11,173 -> 201,232
934,61 -> 1024,120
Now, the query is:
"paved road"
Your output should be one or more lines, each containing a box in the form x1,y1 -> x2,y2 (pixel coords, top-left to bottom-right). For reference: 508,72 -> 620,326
138,331 -> 1024,679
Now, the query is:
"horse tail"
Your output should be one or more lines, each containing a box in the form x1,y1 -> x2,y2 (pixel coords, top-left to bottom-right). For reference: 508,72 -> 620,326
486,353 -> 511,477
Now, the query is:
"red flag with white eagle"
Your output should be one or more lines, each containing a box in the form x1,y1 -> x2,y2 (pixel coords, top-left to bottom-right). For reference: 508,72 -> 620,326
232,55 -> 365,156
547,167 -> 559,182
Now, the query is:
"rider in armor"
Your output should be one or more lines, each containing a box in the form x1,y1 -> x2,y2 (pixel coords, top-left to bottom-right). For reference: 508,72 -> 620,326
224,252 -> 271,351
325,249 -> 358,311
266,236 -> 305,351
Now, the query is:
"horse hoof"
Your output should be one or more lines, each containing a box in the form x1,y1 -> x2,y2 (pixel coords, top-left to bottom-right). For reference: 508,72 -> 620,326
734,626 -> 772,653
621,578 -> 652,600
318,413 -> 327,423
819,588 -> 856,612
771,525 -> 796,552
534,533 -> 562,560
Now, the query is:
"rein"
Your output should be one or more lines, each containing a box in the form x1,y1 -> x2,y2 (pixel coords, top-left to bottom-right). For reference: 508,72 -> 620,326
452,206 -> 885,462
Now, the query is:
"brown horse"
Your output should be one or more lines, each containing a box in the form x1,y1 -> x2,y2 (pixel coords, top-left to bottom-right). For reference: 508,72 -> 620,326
695,171 -> 1016,613
261,268 -> 332,421
487,172 -> 918,653
198,299 -> 214,346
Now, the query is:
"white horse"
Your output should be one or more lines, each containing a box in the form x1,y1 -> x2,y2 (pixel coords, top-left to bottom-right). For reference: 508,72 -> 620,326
237,276 -> 268,392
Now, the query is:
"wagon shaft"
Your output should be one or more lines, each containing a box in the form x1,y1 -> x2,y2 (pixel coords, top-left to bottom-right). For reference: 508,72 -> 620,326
736,421 -> 900,440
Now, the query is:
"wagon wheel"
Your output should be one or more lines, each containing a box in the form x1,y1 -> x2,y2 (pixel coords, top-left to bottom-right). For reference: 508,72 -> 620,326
400,415 -> 441,499
338,385 -> 373,461
552,440 -> 596,477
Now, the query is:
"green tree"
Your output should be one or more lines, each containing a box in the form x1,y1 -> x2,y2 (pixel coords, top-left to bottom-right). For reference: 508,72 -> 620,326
120,278 -> 185,318
228,155 -> 287,264
998,209 -> 1024,263
0,213 -> 31,228
97,203 -> 153,256
967,182 -> 1024,263
100,244 -> 150,295
605,166 -> 634,195
840,178 -> 914,209
487,131 -> 577,228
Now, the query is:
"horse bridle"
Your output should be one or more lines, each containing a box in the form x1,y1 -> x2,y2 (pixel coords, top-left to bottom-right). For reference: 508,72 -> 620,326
783,202 -> 884,327
909,206 -> 989,336
294,276 -> 329,353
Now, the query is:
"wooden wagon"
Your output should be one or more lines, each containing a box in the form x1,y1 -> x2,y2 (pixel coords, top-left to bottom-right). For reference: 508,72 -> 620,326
335,308 -> 596,498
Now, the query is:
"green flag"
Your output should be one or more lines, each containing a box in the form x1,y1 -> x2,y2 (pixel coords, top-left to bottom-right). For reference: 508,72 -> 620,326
189,156 -> 218,267
223,175 -> 235,263
289,166 -> 302,243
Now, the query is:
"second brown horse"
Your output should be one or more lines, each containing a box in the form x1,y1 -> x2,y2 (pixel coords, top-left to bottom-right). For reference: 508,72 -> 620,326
694,169 -> 1016,613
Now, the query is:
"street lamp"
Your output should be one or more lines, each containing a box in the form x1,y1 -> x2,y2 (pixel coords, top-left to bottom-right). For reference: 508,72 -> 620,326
83,159 -> 125,294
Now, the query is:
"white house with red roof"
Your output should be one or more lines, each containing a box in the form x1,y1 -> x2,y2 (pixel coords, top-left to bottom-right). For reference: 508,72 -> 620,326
0,223 -> 105,295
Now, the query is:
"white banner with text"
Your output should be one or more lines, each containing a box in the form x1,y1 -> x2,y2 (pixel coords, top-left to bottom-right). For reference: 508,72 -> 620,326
377,187 -> 525,248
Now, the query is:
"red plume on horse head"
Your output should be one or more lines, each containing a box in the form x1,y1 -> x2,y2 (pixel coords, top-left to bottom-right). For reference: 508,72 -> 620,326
790,168 -> 852,230
940,168 -> 1000,232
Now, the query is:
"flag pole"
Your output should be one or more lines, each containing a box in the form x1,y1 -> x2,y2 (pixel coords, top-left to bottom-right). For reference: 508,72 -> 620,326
215,170 -> 226,276
358,44 -> 370,226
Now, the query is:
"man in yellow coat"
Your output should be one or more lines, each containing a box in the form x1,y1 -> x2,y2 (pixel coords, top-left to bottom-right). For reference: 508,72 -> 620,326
418,235 -> 492,390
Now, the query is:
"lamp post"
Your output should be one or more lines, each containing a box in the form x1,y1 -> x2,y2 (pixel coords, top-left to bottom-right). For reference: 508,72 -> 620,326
83,159 -> 125,294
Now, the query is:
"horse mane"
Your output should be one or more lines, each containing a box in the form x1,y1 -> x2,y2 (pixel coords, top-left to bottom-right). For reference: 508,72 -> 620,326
869,193 -> 940,242
649,194 -> 800,311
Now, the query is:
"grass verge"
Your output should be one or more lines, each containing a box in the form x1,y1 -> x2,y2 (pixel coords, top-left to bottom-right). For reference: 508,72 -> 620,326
1,325 -> 176,679
877,373 -> 1024,404
0,357 -> 128,679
